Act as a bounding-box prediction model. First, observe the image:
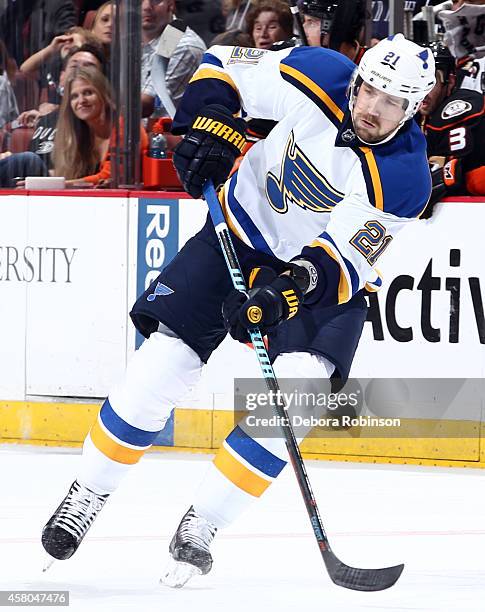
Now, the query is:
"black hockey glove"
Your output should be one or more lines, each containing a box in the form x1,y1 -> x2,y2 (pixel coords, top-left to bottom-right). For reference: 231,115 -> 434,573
223,262 -> 318,343
172,104 -> 246,199
422,159 -> 462,219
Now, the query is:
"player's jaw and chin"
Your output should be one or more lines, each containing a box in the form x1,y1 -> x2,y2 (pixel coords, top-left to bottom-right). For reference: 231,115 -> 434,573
351,89 -> 407,144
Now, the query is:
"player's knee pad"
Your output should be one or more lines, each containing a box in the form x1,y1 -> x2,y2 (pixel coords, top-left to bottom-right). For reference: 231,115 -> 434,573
239,352 -> 336,458
108,330 -> 203,431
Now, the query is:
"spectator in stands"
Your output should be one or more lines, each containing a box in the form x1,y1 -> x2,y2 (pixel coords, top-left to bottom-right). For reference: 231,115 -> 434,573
53,66 -> 147,186
19,27 -> 102,113
90,1 -> 114,59
30,45 -> 107,169
0,38 -> 18,128
0,0 -> 77,66
222,0 -> 253,31
17,43 -> 106,129
141,0 -> 206,118
0,149 -> 47,187
245,1 -> 293,49
0,44 -> 107,189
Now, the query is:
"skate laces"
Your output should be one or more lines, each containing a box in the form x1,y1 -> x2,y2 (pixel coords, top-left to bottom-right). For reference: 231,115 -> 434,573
178,507 -> 216,552
52,481 -> 108,540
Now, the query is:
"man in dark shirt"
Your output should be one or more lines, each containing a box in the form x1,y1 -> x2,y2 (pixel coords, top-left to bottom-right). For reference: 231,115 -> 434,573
0,0 -> 76,64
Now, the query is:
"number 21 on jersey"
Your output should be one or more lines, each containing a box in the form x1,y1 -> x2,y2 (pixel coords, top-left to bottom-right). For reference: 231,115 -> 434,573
350,220 -> 393,266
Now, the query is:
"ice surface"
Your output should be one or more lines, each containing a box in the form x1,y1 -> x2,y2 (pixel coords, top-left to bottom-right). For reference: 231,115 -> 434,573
1,445 -> 485,612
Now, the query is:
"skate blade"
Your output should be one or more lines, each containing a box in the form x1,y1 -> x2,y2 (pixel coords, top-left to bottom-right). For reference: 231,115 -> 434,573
160,557 -> 202,588
42,555 -> 56,572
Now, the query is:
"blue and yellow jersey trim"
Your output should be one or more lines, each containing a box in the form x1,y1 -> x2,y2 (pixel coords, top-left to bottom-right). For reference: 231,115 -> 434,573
365,270 -> 383,292
279,47 -> 353,129
189,67 -> 240,97
310,232 -> 360,305
223,173 -> 274,256
357,147 -> 385,212
279,48 -> 387,214
356,122 -> 431,218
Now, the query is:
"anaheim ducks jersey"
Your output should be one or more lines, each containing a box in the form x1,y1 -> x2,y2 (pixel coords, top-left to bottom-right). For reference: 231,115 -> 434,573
173,45 -> 432,306
423,87 -> 485,176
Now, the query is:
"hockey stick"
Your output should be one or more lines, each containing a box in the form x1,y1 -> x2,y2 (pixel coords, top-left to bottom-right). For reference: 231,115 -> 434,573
202,179 -> 404,591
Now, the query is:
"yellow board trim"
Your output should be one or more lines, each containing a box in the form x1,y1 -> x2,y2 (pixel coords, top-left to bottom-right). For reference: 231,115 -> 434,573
189,68 -> 239,96
2,401 -> 485,469
280,64 -> 344,122
360,147 -> 384,211
90,419 -> 147,465
213,444 -> 272,497
310,239 -> 349,303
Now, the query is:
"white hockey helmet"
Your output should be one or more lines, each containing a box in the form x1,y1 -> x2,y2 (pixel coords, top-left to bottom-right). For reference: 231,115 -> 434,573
349,34 -> 436,142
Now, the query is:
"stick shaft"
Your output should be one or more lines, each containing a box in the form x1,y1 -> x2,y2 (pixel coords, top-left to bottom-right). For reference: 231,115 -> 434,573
203,180 -> 330,551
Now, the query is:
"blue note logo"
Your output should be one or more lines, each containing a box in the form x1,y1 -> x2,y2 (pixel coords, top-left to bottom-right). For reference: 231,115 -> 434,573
147,281 -> 174,301
265,131 -> 344,214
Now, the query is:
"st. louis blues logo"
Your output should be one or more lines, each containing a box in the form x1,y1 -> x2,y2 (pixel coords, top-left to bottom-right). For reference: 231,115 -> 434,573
147,281 -> 174,301
265,131 -> 344,214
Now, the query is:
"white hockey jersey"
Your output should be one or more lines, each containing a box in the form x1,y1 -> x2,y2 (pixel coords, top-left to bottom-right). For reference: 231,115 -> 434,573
173,45 -> 432,306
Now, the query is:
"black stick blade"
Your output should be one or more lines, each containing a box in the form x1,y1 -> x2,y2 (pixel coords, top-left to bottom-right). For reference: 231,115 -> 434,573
324,551 -> 404,592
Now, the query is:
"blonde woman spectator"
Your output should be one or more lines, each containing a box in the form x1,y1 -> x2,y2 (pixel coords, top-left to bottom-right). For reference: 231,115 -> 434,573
90,1 -> 114,64
53,66 -> 147,186
91,1 -> 114,47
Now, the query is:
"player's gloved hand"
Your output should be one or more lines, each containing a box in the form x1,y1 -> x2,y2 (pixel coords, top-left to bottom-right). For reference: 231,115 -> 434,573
172,104 -> 246,198
223,262 -> 318,342
422,158 -> 462,219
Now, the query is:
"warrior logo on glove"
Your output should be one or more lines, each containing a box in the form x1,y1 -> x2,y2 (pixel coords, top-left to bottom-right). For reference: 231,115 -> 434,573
282,289 -> 299,318
172,104 -> 247,199
192,115 -> 246,153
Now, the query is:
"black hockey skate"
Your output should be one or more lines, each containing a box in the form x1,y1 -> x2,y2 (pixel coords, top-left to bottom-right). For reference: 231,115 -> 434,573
42,480 -> 109,563
161,506 -> 217,588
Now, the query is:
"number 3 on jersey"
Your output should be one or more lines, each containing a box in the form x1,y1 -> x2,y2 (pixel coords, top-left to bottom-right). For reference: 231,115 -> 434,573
449,127 -> 467,152
350,220 -> 393,266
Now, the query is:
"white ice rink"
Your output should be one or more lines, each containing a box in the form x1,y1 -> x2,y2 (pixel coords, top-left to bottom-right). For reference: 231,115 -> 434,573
1,446 -> 485,612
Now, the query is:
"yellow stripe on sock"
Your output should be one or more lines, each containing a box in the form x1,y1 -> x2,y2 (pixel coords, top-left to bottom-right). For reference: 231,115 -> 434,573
90,420 -> 147,465
213,445 -> 272,497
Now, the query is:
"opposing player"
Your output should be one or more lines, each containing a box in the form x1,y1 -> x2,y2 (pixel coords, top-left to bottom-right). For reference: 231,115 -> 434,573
41,35 -> 435,585
301,0 -> 367,61
420,41 -> 485,214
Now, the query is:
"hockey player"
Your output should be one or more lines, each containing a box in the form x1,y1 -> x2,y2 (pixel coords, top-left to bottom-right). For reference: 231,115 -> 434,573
420,41 -> 485,214
41,35 -> 435,586
301,0 -> 367,62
